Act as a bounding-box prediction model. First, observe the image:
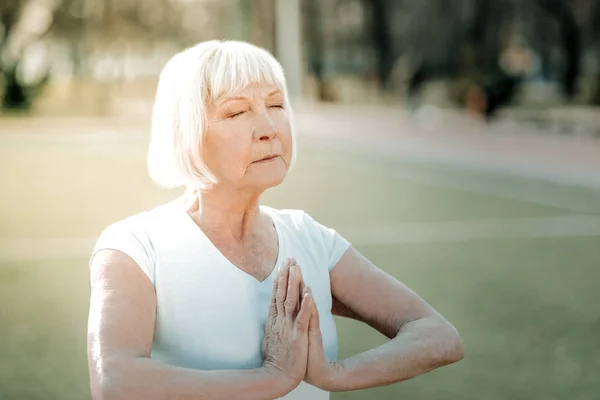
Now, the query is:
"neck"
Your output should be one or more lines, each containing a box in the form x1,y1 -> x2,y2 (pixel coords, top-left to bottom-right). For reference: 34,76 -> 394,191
184,184 -> 265,242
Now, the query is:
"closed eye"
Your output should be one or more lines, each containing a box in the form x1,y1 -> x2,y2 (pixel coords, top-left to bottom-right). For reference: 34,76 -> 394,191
228,111 -> 246,118
269,104 -> 284,109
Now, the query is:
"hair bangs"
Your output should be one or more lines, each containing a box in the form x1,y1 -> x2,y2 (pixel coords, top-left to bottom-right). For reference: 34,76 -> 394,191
203,42 -> 286,103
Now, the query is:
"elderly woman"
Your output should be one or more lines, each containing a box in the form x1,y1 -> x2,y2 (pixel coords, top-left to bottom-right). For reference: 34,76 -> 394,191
87,40 -> 463,400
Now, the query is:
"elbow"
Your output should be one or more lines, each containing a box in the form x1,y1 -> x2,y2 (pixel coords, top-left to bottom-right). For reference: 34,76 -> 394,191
91,374 -> 117,400
446,330 -> 465,364
97,380 -> 118,400
90,359 -> 128,400
433,321 -> 465,366
92,373 -> 123,400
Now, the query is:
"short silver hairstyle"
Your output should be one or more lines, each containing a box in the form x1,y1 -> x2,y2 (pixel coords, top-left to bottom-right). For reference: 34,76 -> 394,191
147,40 -> 297,189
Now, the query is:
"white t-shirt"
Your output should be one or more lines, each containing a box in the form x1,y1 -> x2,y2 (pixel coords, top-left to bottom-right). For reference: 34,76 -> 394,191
89,203 -> 351,399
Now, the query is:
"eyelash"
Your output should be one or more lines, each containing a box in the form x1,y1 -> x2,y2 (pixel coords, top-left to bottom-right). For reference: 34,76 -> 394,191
228,105 -> 283,119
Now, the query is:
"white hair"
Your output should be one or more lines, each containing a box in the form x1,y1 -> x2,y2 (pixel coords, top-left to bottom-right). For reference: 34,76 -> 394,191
147,40 -> 297,189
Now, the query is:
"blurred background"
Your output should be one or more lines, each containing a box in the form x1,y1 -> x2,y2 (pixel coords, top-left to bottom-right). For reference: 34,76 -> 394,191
1,0 -> 600,399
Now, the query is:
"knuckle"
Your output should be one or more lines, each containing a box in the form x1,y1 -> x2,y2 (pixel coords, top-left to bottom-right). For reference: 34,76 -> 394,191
284,300 -> 295,311
265,314 -> 275,327
270,321 -> 280,334
276,292 -> 285,302
296,319 -> 307,332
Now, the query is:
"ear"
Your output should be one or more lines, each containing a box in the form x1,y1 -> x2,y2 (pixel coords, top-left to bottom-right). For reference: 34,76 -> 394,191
182,187 -> 199,211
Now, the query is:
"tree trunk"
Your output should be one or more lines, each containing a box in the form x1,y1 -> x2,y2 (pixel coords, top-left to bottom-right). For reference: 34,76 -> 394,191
2,67 -> 30,110
365,0 -> 394,90
592,46 -> 600,105
303,0 -> 336,101
539,0 -> 581,99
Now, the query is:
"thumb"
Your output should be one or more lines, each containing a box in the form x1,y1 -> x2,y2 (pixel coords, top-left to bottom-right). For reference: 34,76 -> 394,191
308,294 -> 322,346
295,290 -> 312,335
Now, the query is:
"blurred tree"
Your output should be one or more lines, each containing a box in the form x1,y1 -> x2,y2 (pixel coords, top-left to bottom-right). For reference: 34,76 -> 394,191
247,0 -> 275,54
362,0 -> 393,91
539,0 -> 581,99
401,0 -> 471,107
458,0 -> 583,118
0,0 -> 219,111
462,0 -> 524,118
0,0 -> 54,110
590,1 -> 600,105
302,0 -> 596,113
303,0 -> 337,101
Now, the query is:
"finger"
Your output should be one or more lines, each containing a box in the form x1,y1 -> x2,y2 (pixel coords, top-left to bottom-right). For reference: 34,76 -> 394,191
296,265 -> 306,302
268,271 -> 279,319
307,289 -> 322,344
295,289 -> 312,335
287,259 -> 305,304
275,264 -> 290,317
285,265 -> 301,316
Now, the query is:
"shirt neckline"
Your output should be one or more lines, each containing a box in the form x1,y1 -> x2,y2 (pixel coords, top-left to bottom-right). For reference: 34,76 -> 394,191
174,204 -> 284,285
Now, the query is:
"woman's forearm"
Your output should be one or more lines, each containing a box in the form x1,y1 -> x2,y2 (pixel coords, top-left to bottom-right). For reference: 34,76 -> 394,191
96,356 -> 287,400
331,317 -> 464,392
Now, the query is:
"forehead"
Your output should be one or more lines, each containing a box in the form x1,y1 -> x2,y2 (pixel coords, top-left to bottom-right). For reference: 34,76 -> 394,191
214,83 -> 282,106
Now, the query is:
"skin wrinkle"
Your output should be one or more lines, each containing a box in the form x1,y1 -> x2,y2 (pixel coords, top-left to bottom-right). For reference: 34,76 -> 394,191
332,295 -> 405,340
89,48 -> 463,398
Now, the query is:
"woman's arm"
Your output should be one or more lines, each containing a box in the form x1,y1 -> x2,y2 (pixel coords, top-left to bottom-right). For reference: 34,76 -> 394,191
309,246 -> 464,392
88,250 -> 288,400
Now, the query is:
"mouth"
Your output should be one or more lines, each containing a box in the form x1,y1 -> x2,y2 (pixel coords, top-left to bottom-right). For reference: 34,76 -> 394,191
253,155 -> 279,163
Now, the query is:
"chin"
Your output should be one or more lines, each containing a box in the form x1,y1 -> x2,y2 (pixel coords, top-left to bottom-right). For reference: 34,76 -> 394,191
247,157 -> 287,189
247,164 -> 287,189
256,171 -> 286,189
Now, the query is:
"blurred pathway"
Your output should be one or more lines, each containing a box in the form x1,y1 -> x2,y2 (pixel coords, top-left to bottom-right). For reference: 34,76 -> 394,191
1,102 -> 599,189
293,102 -> 600,190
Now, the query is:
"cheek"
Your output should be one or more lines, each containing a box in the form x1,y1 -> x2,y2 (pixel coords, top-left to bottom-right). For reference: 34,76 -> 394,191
204,128 -> 252,175
221,140 -> 252,174
276,117 -> 293,159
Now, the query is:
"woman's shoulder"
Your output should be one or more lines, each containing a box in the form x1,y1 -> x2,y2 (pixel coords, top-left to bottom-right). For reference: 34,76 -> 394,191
261,206 -> 338,238
101,202 -> 180,237
263,206 -> 350,270
91,202 -> 180,270
261,206 -> 315,229
90,204 -> 179,283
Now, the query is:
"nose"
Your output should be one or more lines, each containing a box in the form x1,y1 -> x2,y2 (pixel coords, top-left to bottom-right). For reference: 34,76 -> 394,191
254,111 -> 277,141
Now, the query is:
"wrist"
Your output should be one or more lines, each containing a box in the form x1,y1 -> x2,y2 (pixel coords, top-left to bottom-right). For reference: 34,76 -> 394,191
307,361 -> 347,392
259,366 -> 296,398
324,361 -> 347,392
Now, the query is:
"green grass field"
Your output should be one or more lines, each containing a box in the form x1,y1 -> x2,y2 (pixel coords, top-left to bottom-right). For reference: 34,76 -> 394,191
1,122 -> 599,399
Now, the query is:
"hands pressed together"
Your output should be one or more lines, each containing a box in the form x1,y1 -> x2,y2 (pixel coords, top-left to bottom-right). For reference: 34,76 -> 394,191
261,258 -> 343,395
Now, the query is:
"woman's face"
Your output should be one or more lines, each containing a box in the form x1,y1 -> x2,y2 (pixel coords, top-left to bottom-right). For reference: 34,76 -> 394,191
203,83 -> 293,191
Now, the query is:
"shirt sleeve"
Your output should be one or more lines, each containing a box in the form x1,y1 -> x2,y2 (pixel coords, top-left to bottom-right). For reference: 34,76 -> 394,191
303,212 -> 351,271
89,219 -> 156,284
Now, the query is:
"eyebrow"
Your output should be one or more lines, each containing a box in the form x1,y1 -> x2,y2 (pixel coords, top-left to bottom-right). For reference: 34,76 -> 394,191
219,90 -> 282,106
219,96 -> 248,106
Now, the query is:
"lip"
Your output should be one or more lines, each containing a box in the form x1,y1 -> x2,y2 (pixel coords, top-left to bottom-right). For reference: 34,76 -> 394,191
253,155 -> 279,163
